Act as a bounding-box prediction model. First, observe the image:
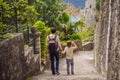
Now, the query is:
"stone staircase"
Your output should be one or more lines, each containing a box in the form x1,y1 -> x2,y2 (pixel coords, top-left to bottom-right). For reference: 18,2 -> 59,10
32,51 -> 106,80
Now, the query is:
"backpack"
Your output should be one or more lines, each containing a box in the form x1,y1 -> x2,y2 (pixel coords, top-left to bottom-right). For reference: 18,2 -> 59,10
48,34 -> 58,53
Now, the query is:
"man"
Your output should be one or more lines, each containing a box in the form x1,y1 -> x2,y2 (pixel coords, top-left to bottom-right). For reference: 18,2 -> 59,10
46,27 -> 62,75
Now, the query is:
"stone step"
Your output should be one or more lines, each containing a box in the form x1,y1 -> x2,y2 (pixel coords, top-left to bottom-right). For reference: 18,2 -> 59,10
32,74 -> 106,80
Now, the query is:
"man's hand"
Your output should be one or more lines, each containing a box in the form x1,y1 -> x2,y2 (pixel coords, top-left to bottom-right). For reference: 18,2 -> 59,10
46,50 -> 49,54
61,50 -> 65,54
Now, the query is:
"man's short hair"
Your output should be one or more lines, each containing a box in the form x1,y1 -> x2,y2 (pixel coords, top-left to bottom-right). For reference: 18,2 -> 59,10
51,27 -> 56,33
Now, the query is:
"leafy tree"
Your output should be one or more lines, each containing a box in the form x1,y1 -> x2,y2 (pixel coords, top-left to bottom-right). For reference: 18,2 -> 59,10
34,0 -> 66,27
0,0 -> 39,36
58,12 -> 85,40
57,12 -> 71,39
74,16 -> 86,32
0,0 -> 40,42
1,0 -> 39,25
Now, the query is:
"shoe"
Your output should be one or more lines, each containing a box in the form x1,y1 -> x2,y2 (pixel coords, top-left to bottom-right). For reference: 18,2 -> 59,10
71,72 -> 74,75
55,72 -> 60,75
67,73 -> 70,75
52,72 -> 55,75
52,73 -> 55,75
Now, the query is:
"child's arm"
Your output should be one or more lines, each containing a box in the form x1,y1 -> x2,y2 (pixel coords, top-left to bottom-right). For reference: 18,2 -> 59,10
72,42 -> 78,50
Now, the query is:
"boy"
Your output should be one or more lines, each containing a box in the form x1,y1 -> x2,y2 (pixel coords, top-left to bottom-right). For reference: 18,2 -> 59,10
62,41 -> 78,75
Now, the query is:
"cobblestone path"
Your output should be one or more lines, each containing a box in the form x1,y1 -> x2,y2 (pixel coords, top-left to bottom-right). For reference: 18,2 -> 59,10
32,51 -> 106,80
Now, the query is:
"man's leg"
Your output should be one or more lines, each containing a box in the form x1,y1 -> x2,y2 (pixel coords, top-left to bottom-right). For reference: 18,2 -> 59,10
50,54 -> 55,75
55,51 -> 60,74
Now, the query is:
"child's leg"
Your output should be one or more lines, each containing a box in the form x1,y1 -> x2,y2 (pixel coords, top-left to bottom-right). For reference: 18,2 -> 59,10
66,59 -> 70,75
71,59 -> 74,74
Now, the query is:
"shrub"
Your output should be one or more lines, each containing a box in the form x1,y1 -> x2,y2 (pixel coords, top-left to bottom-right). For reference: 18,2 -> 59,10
34,21 -> 50,59
3,33 -> 14,39
61,40 -> 67,45
68,33 -> 81,40
78,27 -> 94,41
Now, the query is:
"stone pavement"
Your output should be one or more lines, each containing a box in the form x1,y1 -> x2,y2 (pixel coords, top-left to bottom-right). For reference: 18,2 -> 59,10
32,51 -> 106,80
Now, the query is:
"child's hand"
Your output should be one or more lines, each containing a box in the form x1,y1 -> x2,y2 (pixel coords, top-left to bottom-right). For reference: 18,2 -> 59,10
61,51 -> 64,54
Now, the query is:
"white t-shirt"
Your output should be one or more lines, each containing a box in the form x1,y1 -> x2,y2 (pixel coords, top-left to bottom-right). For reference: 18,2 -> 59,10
46,34 -> 61,50
64,46 -> 76,59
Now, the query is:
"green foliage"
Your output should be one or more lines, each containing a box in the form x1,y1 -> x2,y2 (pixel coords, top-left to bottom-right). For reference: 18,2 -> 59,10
74,16 -> 86,32
59,12 -> 70,24
34,21 -> 50,59
95,0 -> 100,11
68,34 -> 81,40
3,33 -> 14,39
82,41 -> 87,45
0,0 -> 3,5
34,0 -> 66,27
56,30 -> 64,40
0,22 -> 4,35
78,27 -> 94,41
75,20 -> 85,28
18,5 -> 39,24
0,0 -> 39,40
28,0 -> 35,5
26,77 -> 32,80
57,16 -> 86,40
24,44 -> 29,48
2,0 -> 39,25
57,12 -> 84,40
59,16 -> 86,40
61,40 -> 67,45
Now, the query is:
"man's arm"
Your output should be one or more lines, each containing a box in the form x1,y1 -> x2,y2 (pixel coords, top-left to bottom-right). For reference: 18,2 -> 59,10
57,35 -> 63,51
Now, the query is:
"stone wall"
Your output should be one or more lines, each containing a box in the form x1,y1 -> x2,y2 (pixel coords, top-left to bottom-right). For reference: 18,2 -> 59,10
84,0 -> 96,26
0,33 -> 24,80
23,47 -> 40,77
0,33 -> 41,80
107,0 -> 120,80
81,42 -> 94,51
94,0 -> 120,79
94,0 -> 109,76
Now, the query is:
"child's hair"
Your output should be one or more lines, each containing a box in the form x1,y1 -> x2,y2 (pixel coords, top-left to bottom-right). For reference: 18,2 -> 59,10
67,41 -> 72,47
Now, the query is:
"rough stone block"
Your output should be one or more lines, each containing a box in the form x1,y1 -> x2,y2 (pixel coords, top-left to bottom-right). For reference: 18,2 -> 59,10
0,33 -> 24,80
